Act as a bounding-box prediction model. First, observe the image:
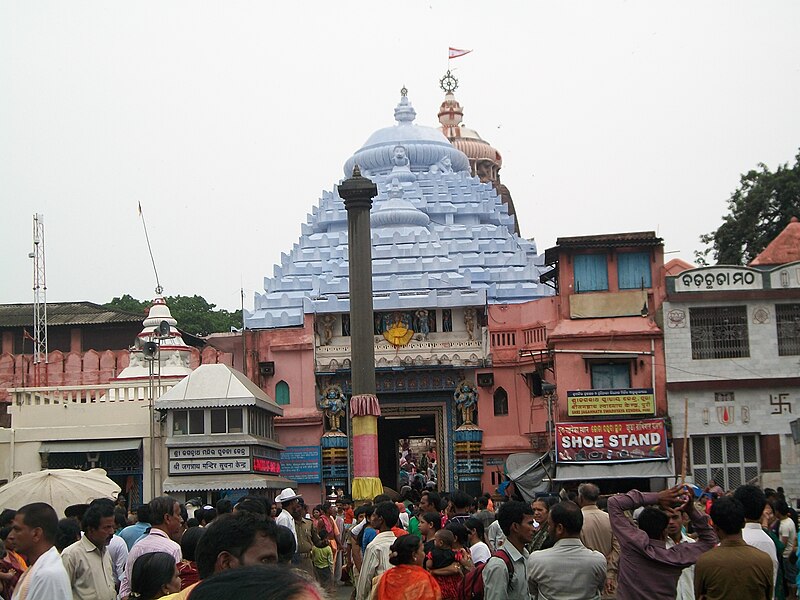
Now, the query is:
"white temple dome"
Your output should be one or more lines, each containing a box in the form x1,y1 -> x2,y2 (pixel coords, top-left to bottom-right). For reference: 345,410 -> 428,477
344,91 -> 470,177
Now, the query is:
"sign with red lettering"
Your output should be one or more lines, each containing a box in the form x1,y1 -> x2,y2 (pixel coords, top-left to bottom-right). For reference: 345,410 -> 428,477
555,418 -> 669,464
253,457 -> 281,475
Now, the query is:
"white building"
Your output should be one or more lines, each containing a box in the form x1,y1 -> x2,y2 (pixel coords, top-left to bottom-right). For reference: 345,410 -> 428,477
0,298 -> 234,505
664,218 -> 800,496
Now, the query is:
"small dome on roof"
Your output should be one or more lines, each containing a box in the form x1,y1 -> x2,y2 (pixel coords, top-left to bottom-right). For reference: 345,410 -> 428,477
344,90 -> 469,177
438,91 -> 502,167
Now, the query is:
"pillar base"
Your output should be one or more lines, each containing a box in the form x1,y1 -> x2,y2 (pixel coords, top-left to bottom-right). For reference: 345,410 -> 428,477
351,477 -> 384,502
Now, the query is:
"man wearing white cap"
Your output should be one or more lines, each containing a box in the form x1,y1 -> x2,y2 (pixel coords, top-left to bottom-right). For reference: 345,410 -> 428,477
275,488 -> 301,546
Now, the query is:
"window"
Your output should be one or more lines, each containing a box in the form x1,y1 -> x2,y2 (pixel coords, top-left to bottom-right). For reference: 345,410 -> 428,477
493,388 -> 509,416
173,410 -> 204,435
617,252 -> 652,289
590,363 -> 631,389
574,254 -> 608,292
210,408 -> 243,434
691,434 -> 759,491
275,381 -> 290,406
249,409 -> 274,438
776,303 -> 800,356
229,409 -> 243,433
689,306 -> 749,359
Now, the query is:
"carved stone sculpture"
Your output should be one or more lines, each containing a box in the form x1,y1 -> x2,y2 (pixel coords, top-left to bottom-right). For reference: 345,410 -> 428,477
390,145 -> 416,182
453,380 -> 479,428
319,314 -> 336,346
415,309 -> 430,340
428,155 -> 454,175
464,307 -> 476,341
319,384 -> 347,433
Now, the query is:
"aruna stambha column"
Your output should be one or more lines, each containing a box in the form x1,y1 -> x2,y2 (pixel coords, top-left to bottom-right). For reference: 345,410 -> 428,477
338,165 -> 382,501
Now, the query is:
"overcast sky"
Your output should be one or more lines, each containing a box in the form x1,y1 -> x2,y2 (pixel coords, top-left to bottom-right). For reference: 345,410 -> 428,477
2,1 -> 799,312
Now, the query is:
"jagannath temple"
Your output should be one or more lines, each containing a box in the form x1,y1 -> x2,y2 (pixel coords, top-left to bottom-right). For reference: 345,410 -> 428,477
244,75 -> 552,498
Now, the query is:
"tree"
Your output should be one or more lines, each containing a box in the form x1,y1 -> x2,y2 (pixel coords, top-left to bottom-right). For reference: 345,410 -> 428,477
104,294 -> 243,336
696,150 -> 800,266
105,294 -> 149,315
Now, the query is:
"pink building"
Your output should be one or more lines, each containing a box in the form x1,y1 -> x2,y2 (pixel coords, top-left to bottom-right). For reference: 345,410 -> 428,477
484,232 -> 672,495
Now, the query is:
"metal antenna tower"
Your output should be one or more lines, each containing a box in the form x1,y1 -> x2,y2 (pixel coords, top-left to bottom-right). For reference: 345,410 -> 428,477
31,213 -> 48,384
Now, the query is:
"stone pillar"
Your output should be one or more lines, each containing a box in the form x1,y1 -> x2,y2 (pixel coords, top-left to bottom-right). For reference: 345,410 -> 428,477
339,166 -> 382,501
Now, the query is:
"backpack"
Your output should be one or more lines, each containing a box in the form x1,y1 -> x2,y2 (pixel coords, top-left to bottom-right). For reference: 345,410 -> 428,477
457,549 -> 514,600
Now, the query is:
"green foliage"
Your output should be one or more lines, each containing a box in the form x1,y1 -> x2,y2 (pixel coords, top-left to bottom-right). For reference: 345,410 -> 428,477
104,294 -> 243,336
105,294 -> 149,315
697,150 -> 800,265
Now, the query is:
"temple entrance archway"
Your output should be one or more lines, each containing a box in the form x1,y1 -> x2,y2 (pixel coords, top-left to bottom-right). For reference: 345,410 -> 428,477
377,403 -> 449,492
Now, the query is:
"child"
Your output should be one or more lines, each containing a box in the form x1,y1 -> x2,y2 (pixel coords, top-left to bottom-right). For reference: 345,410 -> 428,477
425,529 -> 461,600
425,529 -> 456,571
0,539 -> 21,600
311,529 -> 334,592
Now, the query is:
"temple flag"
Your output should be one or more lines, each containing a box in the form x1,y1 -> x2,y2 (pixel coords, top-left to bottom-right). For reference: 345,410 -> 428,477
448,47 -> 472,59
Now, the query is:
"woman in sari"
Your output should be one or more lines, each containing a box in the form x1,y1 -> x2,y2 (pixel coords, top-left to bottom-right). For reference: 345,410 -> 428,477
371,534 -> 441,600
529,495 -> 558,552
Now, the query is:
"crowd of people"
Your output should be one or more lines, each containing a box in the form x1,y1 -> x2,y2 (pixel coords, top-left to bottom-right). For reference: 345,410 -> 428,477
0,480 -> 797,600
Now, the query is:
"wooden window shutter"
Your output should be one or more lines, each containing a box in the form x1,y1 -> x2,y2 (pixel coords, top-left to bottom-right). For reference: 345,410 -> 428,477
759,435 -> 781,472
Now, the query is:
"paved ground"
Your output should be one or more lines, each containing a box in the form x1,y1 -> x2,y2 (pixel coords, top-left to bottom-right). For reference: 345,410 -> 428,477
332,583 -> 354,600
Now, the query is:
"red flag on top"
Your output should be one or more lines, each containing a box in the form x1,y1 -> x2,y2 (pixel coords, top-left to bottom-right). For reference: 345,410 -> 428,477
448,47 -> 472,59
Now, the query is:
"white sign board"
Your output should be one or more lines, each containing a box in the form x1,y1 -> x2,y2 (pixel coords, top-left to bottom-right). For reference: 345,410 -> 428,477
168,446 -> 250,459
674,267 -> 762,292
169,457 -> 251,475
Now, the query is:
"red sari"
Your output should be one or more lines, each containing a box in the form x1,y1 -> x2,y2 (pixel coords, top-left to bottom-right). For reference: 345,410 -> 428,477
374,564 -> 441,600
0,558 -> 22,600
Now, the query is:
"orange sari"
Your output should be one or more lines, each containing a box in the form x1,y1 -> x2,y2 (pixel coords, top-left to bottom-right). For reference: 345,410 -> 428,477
374,564 -> 441,600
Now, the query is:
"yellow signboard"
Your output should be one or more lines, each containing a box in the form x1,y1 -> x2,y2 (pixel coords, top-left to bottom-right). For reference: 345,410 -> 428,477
567,388 -> 655,417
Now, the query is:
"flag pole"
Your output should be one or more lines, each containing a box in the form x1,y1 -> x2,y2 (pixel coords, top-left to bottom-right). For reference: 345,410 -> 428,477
680,396 -> 689,485
138,202 -> 163,295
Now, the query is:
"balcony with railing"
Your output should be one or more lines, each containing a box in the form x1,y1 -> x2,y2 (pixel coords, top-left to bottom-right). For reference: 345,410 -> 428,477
491,324 -> 548,364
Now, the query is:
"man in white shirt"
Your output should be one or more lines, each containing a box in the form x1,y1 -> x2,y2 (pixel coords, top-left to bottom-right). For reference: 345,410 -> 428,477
484,501 -> 536,600
274,487 -> 301,547
7,502 -> 71,600
61,500 -> 117,600
528,501 -> 607,600
665,508 -> 697,600
734,485 -> 779,594
356,501 -> 400,600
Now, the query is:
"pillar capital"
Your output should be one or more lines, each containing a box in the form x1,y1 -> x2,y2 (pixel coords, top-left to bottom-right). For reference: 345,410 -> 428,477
339,165 -> 378,211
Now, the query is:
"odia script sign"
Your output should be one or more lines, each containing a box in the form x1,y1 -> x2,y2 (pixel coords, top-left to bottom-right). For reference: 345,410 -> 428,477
555,418 -> 668,464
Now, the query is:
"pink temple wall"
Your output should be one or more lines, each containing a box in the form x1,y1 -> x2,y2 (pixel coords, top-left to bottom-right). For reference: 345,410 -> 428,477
242,314 -> 325,502
0,346 -> 234,404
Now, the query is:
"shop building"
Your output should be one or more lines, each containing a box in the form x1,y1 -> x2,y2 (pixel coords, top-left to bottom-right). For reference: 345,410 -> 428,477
487,231 -> 673,495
